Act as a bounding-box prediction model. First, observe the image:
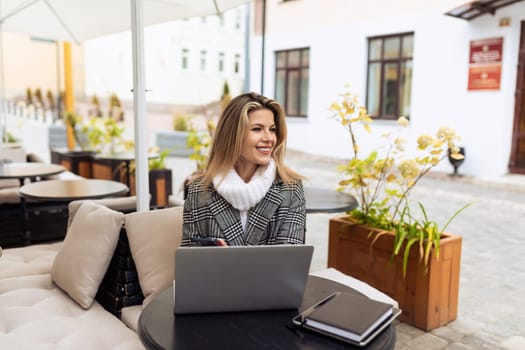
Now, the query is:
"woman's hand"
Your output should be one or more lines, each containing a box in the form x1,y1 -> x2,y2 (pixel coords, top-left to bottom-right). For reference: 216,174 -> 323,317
191,237 -> 228,246
216,238 -> 228,246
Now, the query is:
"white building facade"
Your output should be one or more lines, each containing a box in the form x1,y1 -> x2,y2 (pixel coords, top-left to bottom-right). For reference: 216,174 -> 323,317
84,5 -> 248,106
249,0 -> 525,178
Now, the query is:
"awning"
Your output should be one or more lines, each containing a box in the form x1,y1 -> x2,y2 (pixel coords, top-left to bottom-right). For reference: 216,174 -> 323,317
445,0 -> 524,20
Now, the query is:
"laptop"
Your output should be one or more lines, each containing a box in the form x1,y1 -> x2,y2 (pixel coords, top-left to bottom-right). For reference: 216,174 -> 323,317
174,245 -> 314,314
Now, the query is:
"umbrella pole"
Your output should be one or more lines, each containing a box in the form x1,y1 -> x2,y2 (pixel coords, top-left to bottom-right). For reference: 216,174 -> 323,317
130,0 -> 149,212
0,1 -> 5,147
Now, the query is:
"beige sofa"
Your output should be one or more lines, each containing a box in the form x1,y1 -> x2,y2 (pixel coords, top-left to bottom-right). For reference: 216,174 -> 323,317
0,199 -> 398,349
0,198 -> 183,349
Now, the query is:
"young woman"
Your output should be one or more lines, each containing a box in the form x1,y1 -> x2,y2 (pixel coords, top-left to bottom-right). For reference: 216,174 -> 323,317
181,92 -> 305,246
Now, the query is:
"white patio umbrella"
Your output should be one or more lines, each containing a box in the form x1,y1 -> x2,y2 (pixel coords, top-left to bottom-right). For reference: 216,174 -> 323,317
0,0 -> 250,211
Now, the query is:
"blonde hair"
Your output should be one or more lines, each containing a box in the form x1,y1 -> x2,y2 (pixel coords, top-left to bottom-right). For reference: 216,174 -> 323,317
200,92 -> 303,186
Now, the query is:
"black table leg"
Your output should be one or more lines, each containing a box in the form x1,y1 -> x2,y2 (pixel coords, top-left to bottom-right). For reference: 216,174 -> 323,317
20,197 -> 30,245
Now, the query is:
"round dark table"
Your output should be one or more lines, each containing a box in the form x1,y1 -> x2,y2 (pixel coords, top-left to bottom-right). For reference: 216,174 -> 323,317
304,187 -> 358,214
17,179 -> 129,244
18,179 -> 129,201
138,276 -> 396,350
0,162 -> 65,186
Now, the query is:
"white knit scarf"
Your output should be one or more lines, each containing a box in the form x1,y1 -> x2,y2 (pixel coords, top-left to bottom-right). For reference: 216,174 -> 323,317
213,159 -> 276,232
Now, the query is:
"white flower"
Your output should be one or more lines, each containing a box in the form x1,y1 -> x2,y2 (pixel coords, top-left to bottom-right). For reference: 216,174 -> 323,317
398,159 -> 420,179
417,134 -> 433,150
436,126 -> 457,142
397,116 -> 410,127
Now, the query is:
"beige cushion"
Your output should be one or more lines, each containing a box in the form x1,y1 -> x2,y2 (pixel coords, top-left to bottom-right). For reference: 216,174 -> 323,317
121,305 -> 142,332
0,242 -> 62,279
67,196 -> 140,227
125,206 -> 183,306
0,179 -> 20,189
51,201 -> 124,309
0,274 -> 144,349
0,187 -> 20,204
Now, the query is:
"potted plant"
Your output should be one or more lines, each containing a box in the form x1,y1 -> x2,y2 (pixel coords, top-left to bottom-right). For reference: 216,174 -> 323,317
327,88 -> 468,331
186,120 -> 214,173
90,95 -> 103,117
182,120 -> 215,199
3,130 -> 19,144
129,149 -> 172,207
147,149 -> 172,207
108,93 -> 124,121
220,81 -> 231,113
49,112 -> 95,177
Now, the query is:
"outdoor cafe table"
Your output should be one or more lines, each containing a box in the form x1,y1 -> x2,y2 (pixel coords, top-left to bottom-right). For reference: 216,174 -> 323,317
0,162 -> 65,186
18,179 -> 129,202
17,179 -> 129,244
304,187 -> 358,214
138,275 -> 396,350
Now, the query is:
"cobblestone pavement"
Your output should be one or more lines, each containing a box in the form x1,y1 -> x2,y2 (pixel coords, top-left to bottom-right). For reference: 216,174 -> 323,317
168,151 -> 525,350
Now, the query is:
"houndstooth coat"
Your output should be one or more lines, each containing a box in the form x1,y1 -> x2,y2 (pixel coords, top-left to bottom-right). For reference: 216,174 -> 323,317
181,178 -> 306,246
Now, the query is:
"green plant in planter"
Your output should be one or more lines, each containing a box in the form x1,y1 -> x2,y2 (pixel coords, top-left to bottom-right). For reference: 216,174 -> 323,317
77,116 -> 126,153
173,115 -> 190,132
102,117 -> 125,153
129,148 -> 169,173
2,130 -> 19,144
148,149 -> 169,170
187,120 -> 215,172
220,81 -> 231,113
104,117 -> 124,139
108,93 -> 124,121
91,95 -> 103,117
330,87 -> 469,275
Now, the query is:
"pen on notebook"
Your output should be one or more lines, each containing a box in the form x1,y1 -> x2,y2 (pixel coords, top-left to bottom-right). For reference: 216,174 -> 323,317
300,292 -> 339,322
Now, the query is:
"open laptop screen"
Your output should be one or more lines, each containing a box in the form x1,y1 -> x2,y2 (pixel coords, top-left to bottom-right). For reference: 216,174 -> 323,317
174,245 -> 314,314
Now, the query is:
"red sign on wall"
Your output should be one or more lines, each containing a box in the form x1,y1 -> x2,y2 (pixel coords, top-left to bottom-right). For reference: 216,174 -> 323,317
468,37 -> 503,91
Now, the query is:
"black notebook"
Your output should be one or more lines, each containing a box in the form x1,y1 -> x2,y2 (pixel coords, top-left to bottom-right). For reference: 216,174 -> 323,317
293,291 -> 401,346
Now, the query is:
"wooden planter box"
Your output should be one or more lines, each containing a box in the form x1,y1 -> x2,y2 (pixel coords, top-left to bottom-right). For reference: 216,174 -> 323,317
328,216 -> 462,331
91,158 -> 128,184
50,148 -> 95,178
130,169 -> 172,208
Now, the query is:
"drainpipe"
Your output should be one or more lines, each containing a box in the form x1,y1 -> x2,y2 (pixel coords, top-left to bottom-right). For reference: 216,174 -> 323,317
243,3 -> 250,93
260,0 -> 266,95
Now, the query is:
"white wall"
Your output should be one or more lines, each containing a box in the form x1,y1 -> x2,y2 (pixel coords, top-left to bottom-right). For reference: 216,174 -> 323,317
1,33 -> 84,101
84,6 -> 246,106
251,1 -> 525,178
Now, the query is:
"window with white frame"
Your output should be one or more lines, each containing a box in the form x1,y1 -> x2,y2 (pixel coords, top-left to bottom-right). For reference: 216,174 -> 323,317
181,48 -> 189,70
274,48 -> 309,117
234,53 -> 240,74
219,52 -> 225,72
366,32 -> 414,120
235,9 -> 242,30
200,50 -> 207,71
